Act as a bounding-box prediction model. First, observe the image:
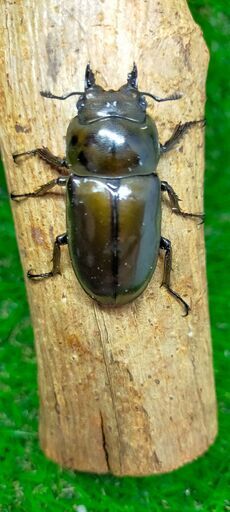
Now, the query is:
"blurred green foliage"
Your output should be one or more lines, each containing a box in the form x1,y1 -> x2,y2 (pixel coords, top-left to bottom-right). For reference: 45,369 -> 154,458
0,1 -> 229,510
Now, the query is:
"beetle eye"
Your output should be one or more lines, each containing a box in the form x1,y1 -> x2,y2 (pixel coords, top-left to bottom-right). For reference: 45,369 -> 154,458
76,96 -> 85,110
139,95 -> 147,111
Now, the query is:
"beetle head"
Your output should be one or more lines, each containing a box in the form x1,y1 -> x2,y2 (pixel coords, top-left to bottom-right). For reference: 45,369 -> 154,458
76,63 -> 147,124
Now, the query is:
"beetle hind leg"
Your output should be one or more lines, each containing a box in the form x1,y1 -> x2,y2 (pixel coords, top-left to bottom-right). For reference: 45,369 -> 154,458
27,233 -> 68,280
160,236 -> 190,316
161,181 -> 204,223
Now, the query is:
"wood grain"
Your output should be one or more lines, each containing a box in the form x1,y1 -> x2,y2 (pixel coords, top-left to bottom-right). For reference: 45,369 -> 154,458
0,0 -> 217,475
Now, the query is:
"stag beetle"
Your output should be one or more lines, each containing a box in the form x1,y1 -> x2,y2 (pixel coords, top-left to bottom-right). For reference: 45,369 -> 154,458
11,63 -> 204,315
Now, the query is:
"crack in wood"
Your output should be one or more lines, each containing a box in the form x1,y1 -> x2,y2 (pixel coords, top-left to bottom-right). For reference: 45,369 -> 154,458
190,354 -> 209,446
153,450 -> 162,469
93,305 -> 123,473
53,389 -> 61,416
100,410 -> 111,472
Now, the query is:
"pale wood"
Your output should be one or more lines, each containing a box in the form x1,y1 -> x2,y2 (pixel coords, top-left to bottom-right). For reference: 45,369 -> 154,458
0,0 -> 217,476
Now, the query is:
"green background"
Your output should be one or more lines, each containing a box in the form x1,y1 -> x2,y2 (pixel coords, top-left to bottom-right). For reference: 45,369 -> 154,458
0,1 -> 229,510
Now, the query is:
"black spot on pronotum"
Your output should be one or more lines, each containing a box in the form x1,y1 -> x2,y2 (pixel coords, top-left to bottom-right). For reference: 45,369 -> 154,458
78,151 -> 88,167
71,135 -> 78,145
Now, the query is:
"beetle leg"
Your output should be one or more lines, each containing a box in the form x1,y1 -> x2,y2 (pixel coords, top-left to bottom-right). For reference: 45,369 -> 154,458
160,120 -> 205,154
27,233 -> 68,280
13,146 -> 70,174
161,181 -> 204,222
11,176 -> 67,200
160,237 -> 190,316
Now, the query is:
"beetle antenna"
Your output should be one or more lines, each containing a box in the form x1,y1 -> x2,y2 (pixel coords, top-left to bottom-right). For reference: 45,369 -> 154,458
141,91 -> 183,102
40,90 -> 84,100
127,62 -> 138,88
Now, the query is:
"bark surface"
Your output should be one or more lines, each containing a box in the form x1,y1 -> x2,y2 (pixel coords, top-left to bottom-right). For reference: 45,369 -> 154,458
0,0 -> 217,475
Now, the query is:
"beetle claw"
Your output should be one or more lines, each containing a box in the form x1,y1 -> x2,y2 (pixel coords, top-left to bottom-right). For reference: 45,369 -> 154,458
182,303 -> 190,317
10,192 -> 24,201
27,269 -> 51,279
198,214 -> 205,225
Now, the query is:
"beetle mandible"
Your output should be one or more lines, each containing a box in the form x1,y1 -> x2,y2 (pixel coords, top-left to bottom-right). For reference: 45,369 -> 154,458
11,63 -> 204,315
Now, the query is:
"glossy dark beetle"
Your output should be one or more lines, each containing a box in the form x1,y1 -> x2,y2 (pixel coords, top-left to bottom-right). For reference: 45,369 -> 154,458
11,64 -> 204,315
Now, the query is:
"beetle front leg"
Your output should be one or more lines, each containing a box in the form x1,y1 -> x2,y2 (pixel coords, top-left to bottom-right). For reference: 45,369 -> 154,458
160,236 -> 190,316
13,147 -> 70,175
161,181 -> 204,222
160,120 -> 205,154
27,233 -> 68,280
11,176 -> 68,200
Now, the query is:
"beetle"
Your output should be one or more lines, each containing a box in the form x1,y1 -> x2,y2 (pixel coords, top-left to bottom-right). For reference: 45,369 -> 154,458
11,63 -> 204,315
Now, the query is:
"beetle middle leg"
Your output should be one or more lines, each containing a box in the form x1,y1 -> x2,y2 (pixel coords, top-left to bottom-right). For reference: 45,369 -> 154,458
160,236 -> 190,316
11,176 -> 68,200
161,181 -> 204,222
27,233 -> 68,280
160,120 -> 205,153
13,147 -> 70,175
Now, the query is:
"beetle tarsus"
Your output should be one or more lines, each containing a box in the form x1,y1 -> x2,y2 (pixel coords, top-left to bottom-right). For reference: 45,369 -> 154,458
161,284 -> 190,317
13,149 -> 37,162
27,233 -> 68,281
172,209 -> 205,223
160,236 -> 190,316
27,270 -> 59,279
161,181 -> 204,223
160,119 -> 205,153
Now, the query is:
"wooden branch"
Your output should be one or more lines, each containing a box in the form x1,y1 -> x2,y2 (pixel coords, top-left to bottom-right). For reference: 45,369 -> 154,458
0,0 -> 217,476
